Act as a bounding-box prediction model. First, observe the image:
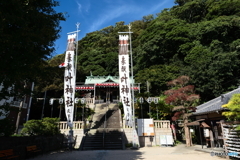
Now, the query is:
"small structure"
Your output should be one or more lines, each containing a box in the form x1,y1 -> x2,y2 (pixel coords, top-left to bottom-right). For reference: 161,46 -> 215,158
188,87 -> 240,148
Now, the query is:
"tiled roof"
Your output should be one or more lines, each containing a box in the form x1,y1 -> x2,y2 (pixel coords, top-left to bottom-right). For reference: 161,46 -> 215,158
193,87 -> 240,115
85,75 -> 135,84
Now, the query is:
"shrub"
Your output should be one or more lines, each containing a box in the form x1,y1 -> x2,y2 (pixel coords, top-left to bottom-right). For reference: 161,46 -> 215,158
21,117 -> 60,136
0,103 -> 15,136
0,118 -> 15,136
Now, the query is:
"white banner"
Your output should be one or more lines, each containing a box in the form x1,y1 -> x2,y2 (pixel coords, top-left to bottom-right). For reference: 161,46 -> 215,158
64,34 -> 76,128
119,35 -> 133,127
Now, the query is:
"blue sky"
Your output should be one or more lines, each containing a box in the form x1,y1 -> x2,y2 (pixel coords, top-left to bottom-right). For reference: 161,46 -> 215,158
53,0 -> 176,55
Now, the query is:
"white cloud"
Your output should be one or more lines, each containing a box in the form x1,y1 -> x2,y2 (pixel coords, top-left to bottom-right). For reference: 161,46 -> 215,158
76,0 -> 82,13
88,5 -> 139,32
141,0 -> 169,16
85,0 -> 171,33
76,0 -> 91,15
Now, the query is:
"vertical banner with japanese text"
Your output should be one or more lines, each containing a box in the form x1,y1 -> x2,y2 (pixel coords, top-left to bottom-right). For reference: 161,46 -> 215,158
64,34 -> 76,128
119,35 -> 133,127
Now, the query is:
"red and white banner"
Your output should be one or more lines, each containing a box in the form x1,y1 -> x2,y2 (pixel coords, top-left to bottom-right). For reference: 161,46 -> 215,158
64,33 -> 76,128
119,35 -> 133,127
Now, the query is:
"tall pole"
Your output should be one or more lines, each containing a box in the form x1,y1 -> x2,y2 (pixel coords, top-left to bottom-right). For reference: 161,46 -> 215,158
15,96 -> 26,134
26,82 -> 34,122
74,23 -> 80,122
128,24 -> 137,148
41,90 -> 47,119
51,104 -> 53,118
75,22 -> 80,80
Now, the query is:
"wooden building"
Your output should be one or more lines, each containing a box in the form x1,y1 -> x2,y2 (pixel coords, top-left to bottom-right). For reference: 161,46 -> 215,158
187,87 -> 240,148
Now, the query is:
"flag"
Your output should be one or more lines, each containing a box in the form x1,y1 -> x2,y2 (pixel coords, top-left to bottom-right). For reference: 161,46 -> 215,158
59,62 -> 66,68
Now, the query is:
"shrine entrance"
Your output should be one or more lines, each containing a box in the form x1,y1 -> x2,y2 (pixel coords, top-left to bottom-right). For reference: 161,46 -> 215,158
75,75 -> 140,104
96,87 -> 119,103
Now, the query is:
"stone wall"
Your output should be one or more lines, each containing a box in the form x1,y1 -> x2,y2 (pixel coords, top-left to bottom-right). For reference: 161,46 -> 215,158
59,120 -> 173,148
60,129 -> 84,149
123,120 -> 173,147
0,134 -> 64,160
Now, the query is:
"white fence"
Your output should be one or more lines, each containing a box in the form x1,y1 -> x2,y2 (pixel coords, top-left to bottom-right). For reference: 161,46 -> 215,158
221,121 -> 240,159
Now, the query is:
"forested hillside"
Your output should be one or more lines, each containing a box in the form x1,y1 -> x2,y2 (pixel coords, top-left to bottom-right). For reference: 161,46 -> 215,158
45,0 -> 240,103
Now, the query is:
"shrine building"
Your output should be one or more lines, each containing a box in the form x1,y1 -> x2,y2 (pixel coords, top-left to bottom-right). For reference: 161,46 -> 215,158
75,75 -> 140,104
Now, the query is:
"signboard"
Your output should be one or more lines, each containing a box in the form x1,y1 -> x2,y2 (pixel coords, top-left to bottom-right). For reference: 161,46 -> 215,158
160,135 -> 174,146
137,119 -> 154,136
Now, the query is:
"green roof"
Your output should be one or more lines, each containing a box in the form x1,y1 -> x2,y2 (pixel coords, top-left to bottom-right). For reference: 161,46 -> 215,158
85,75 -> 135,84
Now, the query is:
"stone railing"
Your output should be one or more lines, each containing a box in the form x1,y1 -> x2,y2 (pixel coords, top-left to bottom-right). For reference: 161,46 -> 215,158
95,99 -> 104,104
83,98 -> 121,104
154,120 -> 170,129
122,120 -> 171,129
59,120 -> 171,130
85,98 -> 94,104
58,121 -> 84,130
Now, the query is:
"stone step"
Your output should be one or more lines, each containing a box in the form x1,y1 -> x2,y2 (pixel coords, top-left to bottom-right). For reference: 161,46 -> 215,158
81,103 -> 124,150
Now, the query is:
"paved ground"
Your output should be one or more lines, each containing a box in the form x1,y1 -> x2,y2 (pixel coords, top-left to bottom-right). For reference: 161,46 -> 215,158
29,144 -> 226,160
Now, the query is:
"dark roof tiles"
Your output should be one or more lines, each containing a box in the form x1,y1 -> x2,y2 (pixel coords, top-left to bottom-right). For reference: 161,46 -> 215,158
194,87 -> 240,115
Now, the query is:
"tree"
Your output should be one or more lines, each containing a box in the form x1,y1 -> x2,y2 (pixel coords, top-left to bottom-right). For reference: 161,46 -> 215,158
36,0 -> 240,106
222,94 -> 240,130
0,0 -> 65,95
149,95 -> 174,120
135,65 -> 179,95
164,76 -> 200,146
0,103 -> 15,136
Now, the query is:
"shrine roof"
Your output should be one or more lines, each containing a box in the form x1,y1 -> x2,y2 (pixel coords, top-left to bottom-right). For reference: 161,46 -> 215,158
193,87 -> 240,115
85,75 -> 135,84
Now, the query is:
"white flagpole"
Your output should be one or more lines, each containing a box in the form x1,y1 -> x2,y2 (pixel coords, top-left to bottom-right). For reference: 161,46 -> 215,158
128,24 -> 137,148
75,22 -> 80,82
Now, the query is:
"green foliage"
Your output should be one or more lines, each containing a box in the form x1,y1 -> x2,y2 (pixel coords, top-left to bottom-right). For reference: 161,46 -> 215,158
125,143 -> 133,148
0,104 -> 15,137
222,94 -> 240,121
0,118 -> 15,137
37,0 -> 240,105
21,117 -> 60,136
0,0 -> 65,95
135,65 -> 179,94
75,103 -> 95,121
148,95 -> 174,120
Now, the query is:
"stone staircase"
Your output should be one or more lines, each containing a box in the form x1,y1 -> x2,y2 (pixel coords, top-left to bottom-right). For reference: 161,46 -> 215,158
104,129 -> 124,150
80,103 -> 124,150
80,129 -> 104,150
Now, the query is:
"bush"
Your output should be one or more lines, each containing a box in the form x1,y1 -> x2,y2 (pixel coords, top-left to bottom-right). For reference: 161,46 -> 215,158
0,118 -> 15,136
0,104 -> 15,136
21,117 -> 60,136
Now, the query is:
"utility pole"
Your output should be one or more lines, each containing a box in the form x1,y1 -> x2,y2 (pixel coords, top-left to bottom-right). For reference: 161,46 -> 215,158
15,82 -> 27,134
41,91 -> 47,119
